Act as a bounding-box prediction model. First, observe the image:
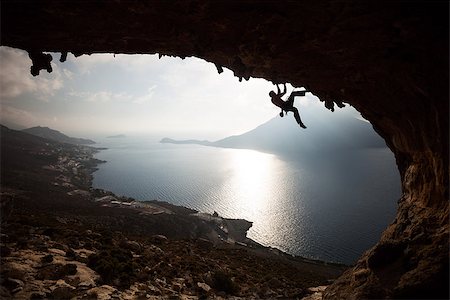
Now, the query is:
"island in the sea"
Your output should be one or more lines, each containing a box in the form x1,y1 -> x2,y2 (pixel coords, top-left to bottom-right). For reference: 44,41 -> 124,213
160,112 -> 387,156
160,137 -> 213,146
107,134 -> 126,138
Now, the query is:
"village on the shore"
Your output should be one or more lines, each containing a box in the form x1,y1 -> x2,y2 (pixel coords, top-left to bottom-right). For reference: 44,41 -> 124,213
1,126 -> 346,299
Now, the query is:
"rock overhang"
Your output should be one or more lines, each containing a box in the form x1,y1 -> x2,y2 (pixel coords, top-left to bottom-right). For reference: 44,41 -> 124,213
1,1 -> 448,298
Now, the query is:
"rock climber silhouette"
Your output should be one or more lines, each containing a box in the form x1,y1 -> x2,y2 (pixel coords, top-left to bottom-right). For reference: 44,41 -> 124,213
269,83 -> 308,129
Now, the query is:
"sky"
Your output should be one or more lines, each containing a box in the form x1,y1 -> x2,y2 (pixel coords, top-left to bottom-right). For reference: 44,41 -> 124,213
0,46 -> 361,140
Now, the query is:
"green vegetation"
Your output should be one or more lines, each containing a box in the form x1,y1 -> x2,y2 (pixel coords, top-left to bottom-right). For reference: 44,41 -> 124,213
212,270 -> 239,295
88,247 -> 136,288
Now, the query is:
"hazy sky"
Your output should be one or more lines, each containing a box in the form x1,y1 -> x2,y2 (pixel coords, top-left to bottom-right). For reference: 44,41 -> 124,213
0,46 -> 360,140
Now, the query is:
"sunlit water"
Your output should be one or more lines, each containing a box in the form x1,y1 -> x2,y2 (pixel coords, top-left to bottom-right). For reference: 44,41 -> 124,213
92,138 -> 401,264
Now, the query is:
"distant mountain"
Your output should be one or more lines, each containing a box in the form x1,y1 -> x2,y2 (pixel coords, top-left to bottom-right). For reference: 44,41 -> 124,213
160,137 -> 213,146
22,126 -> 95,145
1,125 -> 73,165
2,125 -> 54,147
162,105 -> 386,156
0,120 -> 27,131
107,134 -> 126,138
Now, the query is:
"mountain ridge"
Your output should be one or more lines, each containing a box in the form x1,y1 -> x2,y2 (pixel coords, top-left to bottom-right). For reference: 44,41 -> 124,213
107,134 -> 126,138
161,107 -> 386,155
22,126 -> 96,145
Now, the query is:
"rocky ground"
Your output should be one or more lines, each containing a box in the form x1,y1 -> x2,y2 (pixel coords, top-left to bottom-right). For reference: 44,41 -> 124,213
0,126 -> 347,299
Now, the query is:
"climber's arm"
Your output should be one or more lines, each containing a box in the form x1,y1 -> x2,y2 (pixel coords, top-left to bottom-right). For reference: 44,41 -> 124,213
279,83 -> 287,97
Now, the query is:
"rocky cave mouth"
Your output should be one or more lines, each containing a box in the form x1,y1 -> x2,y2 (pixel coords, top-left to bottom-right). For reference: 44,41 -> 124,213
1,1 -> 448,299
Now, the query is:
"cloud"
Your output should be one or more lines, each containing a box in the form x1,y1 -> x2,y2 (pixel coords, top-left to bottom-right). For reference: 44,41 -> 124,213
0,105 -> 39,127
298,94 -> 316,107
71,53 -> 117,74
132,85 -> 157,104
0,47 -> 65,101
0,49 -> 327,138
62,69 -> 74,80
68,87 -> 157,105
68,90 -> 133,103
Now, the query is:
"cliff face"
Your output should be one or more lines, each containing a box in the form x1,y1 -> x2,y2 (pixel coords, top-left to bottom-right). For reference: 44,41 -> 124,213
2,1 -> 448,298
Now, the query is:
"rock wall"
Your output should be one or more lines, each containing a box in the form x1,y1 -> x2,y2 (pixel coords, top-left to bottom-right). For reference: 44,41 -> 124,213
2,1 -> 448,298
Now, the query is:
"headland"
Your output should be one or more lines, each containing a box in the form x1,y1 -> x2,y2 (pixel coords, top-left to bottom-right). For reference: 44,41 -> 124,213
1,125 -> 347,299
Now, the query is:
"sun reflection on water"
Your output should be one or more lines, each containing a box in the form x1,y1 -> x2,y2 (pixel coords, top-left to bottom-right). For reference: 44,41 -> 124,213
93,141 -> 401,263
219,149 -> 300,249
230,150 -> 272,209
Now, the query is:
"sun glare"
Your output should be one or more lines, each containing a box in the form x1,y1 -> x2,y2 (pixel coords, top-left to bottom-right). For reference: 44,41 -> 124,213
224,149 -> 279,216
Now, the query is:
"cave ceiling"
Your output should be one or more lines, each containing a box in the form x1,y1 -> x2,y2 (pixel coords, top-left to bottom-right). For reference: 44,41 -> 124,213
1,1 -> 448,299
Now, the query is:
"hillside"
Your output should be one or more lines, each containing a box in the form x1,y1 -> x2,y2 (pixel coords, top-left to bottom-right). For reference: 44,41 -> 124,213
1,125 -> 346,299
22,126 -> 95,145
162,105 -> 386,156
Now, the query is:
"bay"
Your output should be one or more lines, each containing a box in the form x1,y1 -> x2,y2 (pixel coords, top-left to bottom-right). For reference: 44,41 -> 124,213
92,137 -> 401,264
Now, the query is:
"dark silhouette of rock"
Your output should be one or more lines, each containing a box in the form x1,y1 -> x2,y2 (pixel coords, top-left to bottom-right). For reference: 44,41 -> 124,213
1,1 -> 448,298
214,63 -> 224,74
60,51 -> 68,62
27,51 -> 52,76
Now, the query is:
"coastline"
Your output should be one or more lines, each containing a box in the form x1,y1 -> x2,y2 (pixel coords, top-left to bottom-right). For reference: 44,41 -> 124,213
90,146 -> 346,267
1,129 -> 347,299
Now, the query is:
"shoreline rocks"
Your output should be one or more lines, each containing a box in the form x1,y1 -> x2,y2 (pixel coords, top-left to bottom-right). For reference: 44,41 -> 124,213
1,125 -> 347,299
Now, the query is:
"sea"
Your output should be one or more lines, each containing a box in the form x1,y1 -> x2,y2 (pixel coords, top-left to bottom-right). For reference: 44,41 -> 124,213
92,137 -> 401,265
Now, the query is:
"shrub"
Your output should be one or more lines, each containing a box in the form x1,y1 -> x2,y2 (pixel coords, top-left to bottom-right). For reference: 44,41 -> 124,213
87,247 -> 135,288
212,270 -> 239,295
